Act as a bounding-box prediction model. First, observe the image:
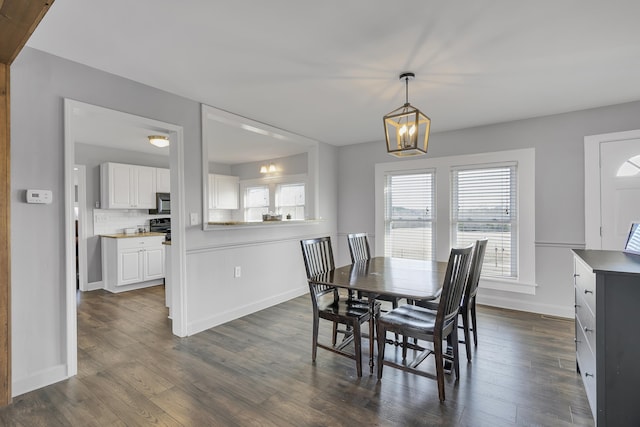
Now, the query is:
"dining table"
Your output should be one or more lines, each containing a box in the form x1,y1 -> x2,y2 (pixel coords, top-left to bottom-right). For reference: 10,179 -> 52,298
309,256 -> 448,373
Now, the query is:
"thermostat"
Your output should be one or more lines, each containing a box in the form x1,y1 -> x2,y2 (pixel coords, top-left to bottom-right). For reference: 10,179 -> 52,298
26,189 -> 53,204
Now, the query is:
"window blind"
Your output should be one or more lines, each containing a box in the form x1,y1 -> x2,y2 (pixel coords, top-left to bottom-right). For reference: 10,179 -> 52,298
451,164 -> 517,278
384,172 -> 434,260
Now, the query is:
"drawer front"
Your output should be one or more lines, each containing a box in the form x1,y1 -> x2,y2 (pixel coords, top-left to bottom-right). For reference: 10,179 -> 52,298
575,292 -> 596,353
575,322 -> 597,420
117,236 -> 163,250
574,256 -> 596,314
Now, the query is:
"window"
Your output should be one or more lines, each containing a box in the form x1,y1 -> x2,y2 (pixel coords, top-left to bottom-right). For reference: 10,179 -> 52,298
383,171 -> 435,260
276,183 -> 305,219
241,175 -> 307,221
452,164 -> 517,278
244,185 -> 269,222
375,148 -> 535,294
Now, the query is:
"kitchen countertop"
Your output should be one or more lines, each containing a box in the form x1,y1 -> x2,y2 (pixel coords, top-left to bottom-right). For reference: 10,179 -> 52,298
101,232 -> 166,239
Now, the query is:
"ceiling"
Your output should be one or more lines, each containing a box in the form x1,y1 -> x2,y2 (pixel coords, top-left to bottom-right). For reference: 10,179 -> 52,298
26,0 -> 640,148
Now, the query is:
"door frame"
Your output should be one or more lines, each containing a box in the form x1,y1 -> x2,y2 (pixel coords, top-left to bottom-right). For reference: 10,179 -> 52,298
584,129 -> 640,249
74,165 -> 89,291
64,99 -> 189,377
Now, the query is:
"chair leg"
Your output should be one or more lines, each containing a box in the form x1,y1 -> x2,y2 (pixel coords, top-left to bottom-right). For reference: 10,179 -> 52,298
332,321 -> 338,346
312,314 -> 319,362
451,323 -> 460,379
353,322 -> 362,377
402,335 -> 408,360
461,309 -> 472,362
470,298 -> 478,346
392,299 -> 399,341
376,322 -> 386,378
433,337 -> 446,402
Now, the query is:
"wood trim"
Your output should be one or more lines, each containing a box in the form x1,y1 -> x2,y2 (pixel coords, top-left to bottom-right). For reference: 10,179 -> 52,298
0,0 -> 54,64
0,62 -> 11,406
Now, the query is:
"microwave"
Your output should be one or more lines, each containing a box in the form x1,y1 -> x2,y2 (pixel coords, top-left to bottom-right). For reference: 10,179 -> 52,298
149,192 -> 170,214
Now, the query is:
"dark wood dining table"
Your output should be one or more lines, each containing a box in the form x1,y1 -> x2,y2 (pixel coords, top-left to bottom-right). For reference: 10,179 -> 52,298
309,256 -> 448,373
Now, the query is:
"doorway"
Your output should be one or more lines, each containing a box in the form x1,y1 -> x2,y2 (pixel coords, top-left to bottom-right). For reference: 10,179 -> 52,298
585,129 -> 640,249
64,99 -> 188,378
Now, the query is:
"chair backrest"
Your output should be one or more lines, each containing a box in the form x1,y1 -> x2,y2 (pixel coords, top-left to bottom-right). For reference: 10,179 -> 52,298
436,245 -> 473,332
463,239 -> 488,305
347,233 -> 371,263
300,237 -> 337,302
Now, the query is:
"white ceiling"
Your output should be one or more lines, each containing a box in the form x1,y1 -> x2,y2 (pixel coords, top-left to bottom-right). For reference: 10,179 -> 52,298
26,0 -> 640,149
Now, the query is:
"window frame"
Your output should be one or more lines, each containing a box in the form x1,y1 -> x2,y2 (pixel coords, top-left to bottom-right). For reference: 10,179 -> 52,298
383,169 -> 436,261
451,162 -> 518,279
239,174 -> 308,222
374,149 -> 535,295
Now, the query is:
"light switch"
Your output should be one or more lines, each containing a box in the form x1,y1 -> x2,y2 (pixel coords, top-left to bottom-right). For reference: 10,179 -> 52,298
190,212 -> 199,225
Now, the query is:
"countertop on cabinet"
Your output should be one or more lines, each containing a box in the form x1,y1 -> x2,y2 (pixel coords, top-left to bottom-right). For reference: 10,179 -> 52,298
162,241 -> 172,245
101,232 -> 167,239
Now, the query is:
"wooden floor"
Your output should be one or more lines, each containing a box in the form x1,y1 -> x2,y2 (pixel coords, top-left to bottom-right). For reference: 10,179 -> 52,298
0,286 -> 593,426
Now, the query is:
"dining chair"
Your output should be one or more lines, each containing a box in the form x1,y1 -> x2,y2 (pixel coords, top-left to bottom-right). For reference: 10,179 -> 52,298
300,236 -> 380,377
347,233 -> 401,310
415,239 -> 488,361
376,245 -> 473,402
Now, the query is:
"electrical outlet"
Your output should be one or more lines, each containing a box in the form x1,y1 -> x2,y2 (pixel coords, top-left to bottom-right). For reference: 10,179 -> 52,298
234,266 -> 241,278
190,212 -> 199,225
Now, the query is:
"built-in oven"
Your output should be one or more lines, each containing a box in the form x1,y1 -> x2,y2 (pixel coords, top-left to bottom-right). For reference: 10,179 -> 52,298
149,192 -> 170,215
149,217 -> 171,241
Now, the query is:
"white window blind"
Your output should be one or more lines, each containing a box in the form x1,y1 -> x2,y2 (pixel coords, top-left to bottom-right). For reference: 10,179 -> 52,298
276,183 -> 305,219
451,164 -> 517,278
244,185 -> 269,222
384,172 -> 435,260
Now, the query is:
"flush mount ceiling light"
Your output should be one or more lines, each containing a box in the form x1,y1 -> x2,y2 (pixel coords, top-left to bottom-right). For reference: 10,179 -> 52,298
383,72 -> 431,157
148,135 -> 169,148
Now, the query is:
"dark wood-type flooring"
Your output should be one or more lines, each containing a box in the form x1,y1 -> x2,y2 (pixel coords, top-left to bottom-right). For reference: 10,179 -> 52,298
0,286 -> 593,426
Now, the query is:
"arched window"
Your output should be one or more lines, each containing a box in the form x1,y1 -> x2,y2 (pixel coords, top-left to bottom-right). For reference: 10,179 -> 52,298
616,155 -> 640,177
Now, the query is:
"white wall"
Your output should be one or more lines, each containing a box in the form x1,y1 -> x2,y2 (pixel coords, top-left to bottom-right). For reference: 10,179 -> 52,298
10,47 -> 338,396
336,101 -> 640,317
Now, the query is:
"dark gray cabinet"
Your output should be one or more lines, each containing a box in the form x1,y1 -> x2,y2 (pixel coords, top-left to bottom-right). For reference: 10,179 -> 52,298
572,249 -> 640,426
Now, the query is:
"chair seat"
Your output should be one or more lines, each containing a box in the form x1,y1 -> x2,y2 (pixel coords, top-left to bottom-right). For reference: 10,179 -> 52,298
319,299 -> 379,319
379,304 -> 437,331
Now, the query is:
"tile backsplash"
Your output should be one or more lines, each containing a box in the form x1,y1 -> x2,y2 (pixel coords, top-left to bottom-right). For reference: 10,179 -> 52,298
93,209 -> 169,235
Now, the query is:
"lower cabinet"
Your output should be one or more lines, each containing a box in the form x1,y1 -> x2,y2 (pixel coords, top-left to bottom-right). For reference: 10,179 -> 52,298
102,235 -> 165,293
572,249 -> 640,426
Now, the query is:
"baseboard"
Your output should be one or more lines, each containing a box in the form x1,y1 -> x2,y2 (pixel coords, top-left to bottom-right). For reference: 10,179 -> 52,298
187,286 -> 308,336
85,280 -> 103,291
12,364 -> 68,397
476,294 -> 574,319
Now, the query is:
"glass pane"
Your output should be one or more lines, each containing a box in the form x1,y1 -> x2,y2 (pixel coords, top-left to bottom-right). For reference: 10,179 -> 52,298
384,172 -> 434,260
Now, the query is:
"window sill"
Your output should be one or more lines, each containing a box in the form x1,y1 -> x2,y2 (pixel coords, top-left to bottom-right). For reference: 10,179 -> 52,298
205,219 -> 323,230
479,277 -> 537,295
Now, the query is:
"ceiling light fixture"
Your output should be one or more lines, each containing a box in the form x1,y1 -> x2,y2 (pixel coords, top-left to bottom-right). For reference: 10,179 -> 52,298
148,135 -> 169,148
383,72 -> 431,157
260,163 -> 277,174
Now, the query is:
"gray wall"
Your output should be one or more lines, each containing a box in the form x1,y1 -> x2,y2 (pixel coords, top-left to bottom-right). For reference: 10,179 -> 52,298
336,100 -> 640,315
75,143 -> 169,282
10,47 -> 338,395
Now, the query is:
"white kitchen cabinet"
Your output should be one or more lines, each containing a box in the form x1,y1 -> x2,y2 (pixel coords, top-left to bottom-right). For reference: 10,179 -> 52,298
208,173 -> 239,209
156,168 -> 171,193
102,235 -> 165,293
100,162 -> 157,209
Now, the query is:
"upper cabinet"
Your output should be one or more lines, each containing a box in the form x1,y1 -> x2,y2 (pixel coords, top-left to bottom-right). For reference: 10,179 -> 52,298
156,168 -> 171,193
101,162 -> 158,209
208,174 -> 239,209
